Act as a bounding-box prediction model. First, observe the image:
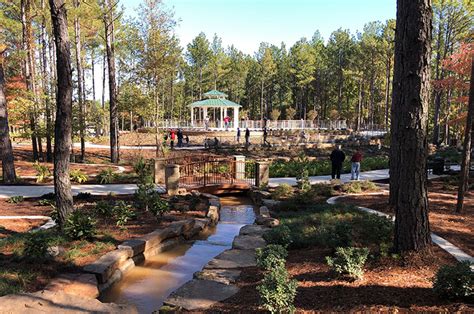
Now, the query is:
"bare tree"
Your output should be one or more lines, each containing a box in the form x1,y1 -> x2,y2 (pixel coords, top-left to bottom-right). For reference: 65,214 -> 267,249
456,61 -> 474,213
389,0 -> 432,252
0,49 -> 16,183
49,0 -> 74,228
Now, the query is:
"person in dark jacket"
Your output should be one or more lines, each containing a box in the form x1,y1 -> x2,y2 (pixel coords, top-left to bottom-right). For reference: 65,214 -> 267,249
330,145 -> 346,179
177,129 -> 183,147
245,128 -> 250,146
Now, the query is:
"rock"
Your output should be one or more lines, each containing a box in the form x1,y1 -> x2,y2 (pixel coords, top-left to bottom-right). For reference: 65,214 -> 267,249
0,290 -> 136,313
118,239 -> 146,257
164,279 -> 240,311
177,188 -> 188,195
206,205 -> 220,224
256,216 -> 280,228
261,199 -> 281,209
205,249 -> 256,269
46,246 -> 65,258
138,227 -> 176,251
143,237 -> 182,259
83,249 -> 131,284
193,269 -> 241,285
232,235 -> 266,250
259,206 -> 270,218
239,224 -> 270,236
45,273 -> 99,299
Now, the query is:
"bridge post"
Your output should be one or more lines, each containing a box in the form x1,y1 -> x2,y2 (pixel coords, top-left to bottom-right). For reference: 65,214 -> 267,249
154,158 -> 166,184
233,155 -> 246,180
255,161 -> 270,188
165,164 -> 180,196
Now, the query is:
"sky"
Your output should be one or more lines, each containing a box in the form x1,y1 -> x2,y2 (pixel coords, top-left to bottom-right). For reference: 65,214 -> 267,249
121,0 -> 396,55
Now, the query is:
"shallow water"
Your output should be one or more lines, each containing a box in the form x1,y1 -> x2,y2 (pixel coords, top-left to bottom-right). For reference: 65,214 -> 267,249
100,196 -> 255,313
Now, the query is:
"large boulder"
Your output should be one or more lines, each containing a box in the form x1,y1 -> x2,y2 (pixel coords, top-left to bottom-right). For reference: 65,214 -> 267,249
232,235 -> 266,250
205,249 -> 256,269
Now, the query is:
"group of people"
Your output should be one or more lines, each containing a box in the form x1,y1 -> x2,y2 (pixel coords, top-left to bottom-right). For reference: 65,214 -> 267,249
330,145 -> 363,181
165,129 -> 189,149
236,127 -> 252,146
203,116 -> 231,131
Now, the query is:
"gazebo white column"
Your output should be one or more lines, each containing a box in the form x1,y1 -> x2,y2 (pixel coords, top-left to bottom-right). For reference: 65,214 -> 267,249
234,107 -> 239,129
190,107 -> 194,126
203,107 -> 208,120
220,107 -> 224,129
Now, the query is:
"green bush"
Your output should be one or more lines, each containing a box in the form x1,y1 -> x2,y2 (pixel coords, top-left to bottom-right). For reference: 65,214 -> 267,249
75,192 -> 92,200
263,225 -> 293,248
97,168 -> 116,184
256,244 -> 288,270
23,232 -> 54,260
38,199 -> 54,206
149,195 -> 170,218
271,184 -> 294,200
327,221 -> 353,248
133,157 -> 153,184
112,201 -> 136,228
70,169 -> 89,183
353,214 -> 393,249
33,162 -> 51,183
296,168 -> 311,193
40,192 -> 55,200
257,265 -> 298,313
64,211 -> 96,240
433,261 -> 473,301
94,200 -> 114,217
326,247 -> 370,280
7,196 -> 24,204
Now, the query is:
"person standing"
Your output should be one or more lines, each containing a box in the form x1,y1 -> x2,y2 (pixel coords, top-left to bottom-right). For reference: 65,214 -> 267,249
330,145 -> 345,179
263,127 -> 270,146
170,129 -> 176,149
351,149 -> 363,180
177,129 -> 183,148
204,116 -> 210,131
236,127 -> 241,143
245,128 -> 250,147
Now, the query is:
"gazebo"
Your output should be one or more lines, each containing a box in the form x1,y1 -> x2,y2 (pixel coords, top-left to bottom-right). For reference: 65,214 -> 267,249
188,90 -> 241,129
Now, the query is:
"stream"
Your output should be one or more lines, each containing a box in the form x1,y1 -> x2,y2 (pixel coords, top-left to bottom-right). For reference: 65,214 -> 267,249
100,196 -> 255,313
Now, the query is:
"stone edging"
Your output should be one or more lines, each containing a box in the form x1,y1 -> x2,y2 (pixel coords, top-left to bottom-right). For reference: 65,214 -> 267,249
161,190 -> 280,311
327,193 -> 474,269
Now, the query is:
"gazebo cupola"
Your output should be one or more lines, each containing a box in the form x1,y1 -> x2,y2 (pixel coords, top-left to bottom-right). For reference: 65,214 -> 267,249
188,90 -> 241,129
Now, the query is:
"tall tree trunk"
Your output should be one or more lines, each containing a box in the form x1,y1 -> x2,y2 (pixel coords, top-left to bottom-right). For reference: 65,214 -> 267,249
102,51 -> 106,109
356,78 -> 363,131
73,0 -> 85,162
21,0 -> 39,161
41,0 -> 53,162
91,49 -> 96,101
390,0 -> 432,253
0,51 -> 16,183
49,0 -> 74,228
103,0 -> 119,163
384,57 -> 391,129
456,61 -> 474,213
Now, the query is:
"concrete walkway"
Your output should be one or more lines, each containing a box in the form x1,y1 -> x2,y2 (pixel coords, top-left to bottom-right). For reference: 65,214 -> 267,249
14,142 -> 205,151
0,184 -> 166,199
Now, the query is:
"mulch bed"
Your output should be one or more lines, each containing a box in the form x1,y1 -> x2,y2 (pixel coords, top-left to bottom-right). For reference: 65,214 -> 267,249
338,183 -> 474,257
208,245 -> 472,313
0,219 -> 49,239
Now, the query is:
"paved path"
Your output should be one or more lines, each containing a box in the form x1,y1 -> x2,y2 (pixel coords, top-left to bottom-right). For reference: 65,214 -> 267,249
0,184 -> 166,199
14,142 -> 205,151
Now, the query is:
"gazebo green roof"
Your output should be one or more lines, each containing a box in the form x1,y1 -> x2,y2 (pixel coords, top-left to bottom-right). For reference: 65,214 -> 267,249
188,98 -> 241,108
203,90 -> 228,98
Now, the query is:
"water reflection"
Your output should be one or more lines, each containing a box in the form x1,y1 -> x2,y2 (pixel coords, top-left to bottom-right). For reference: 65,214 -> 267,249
100,197 -> 255,313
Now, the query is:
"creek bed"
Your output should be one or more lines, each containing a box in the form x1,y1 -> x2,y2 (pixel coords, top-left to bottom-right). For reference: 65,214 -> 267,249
100,196 -> 255,313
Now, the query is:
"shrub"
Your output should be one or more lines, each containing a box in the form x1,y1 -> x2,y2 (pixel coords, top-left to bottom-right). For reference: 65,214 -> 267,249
257,265 -> 298,313
326,221 -> 353,248
433,261 -> 473,301
354,214 -> 393,249
40,192 -> 55,200
94,200 -> 114,217
133,157 -> 153,184
97,168 -> 116,184
134,182 -> 156,210
296,168 -> 311,193
271,184 -> 294,200
112,201 -> 136,228
7,196 -> 24,204
70,169 -> 89,183
23,232 -> 54,260
309,183 -> 334,198
149,195 -> 170,218
33,162 -> 51,183
256,244 -> 288,270
326,247 -> 370,280
263,225 -> 293,248
64,211 -> 96,240
38,199 -> 54,206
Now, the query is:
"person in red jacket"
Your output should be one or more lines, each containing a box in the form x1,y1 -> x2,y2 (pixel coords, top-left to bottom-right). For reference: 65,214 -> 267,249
170,129 -> 176,149
351,149 -> 363,180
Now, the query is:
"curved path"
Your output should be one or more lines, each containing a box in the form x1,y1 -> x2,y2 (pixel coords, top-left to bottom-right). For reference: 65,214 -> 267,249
0,184 -> 165,199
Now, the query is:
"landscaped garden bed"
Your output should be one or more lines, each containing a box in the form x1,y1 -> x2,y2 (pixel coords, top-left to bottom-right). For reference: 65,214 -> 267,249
0,187 -> 211,297
208,203 -> 473,312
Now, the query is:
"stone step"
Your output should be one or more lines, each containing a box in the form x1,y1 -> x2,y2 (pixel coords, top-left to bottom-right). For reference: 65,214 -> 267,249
205,249 -> 256,269
232,235 -> 266,250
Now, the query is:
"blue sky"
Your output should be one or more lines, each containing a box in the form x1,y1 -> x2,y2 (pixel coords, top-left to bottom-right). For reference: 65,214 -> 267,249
121,0 -> 396,55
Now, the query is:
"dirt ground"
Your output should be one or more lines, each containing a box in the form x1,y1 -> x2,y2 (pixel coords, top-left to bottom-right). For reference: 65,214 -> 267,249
0,219 -> 49,239
209,245 -> 472,313
339,181 -> 474,257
